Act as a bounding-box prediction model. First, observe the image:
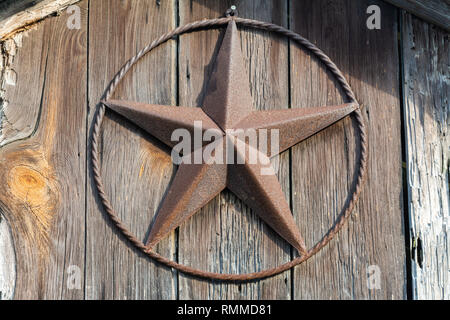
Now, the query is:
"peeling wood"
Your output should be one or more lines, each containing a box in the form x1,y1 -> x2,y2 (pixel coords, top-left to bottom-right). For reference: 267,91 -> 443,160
383,0 -> 450,31
402,12 -> 450,299
0,32 -> 39,147
0,214 -> 15,300
0,0 -> 81,40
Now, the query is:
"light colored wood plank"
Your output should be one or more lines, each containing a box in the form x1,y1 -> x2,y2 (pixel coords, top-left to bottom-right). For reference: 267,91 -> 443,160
0,0 -> 87,299
86,0 -> 177,300
0,0 -> 81,40
402,12 -> 449,299
384,0 -> 450,31
290,0 -> 406,299
177,0 -> 292,300
0,216 -> 15,300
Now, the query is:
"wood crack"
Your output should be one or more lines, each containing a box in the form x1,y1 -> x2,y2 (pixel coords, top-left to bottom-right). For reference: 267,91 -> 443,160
0,0 -> 82,41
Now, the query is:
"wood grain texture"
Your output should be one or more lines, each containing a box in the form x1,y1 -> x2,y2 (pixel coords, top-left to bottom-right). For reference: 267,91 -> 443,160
402,12 -> 449,299
290,0 -> 406,299
0,0 -> 81,40
383,0 -> 450,31
0,0 -> 87,299
177,0 -> 292,299
86,0 -> 178,300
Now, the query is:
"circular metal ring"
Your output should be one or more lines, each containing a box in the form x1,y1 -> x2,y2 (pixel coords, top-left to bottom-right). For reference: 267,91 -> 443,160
91,16 -> 368,281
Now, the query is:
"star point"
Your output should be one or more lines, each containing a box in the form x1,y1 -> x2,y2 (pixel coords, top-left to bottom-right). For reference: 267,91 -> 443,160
201,20 -> 253,130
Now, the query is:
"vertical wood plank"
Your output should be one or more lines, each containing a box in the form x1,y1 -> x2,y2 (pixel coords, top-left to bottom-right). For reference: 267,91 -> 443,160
402,12 -> 449,299
290,0 -> 406,299
86,0 -> 177,299
0,0 -> 88,299
178,0 -> 292,299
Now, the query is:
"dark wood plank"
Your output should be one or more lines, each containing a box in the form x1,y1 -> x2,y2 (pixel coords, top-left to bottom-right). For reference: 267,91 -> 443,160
0,0 -> 87,299
86,0 -> 178,299
177,0 -> 292,299
384,0 -> 450,31
402,12 -> 449,299
0,0 -> 46,20
290,0 -> 406,299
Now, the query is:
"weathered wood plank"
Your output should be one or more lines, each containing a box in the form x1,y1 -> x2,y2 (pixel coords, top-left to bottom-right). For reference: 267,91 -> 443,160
0,22 -> 46,302
0,0 -> 87,299
0,33 -> 44,145
402,12 -> 449,299
177,0 -> 292,299
0,215 -> 15,300
290,0 -> 406,299
0,0 -> 81,40
383,0 -> 450,31
86,0 -> 178,300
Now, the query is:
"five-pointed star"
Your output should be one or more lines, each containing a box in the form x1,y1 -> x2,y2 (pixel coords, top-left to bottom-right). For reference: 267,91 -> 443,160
102,20 -> 357,255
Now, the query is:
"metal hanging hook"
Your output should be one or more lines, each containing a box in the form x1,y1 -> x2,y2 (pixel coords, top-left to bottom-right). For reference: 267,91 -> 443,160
225,5 -> 237,17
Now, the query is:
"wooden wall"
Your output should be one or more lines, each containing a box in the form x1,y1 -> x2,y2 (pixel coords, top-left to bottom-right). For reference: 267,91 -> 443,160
0,0 -> 448,299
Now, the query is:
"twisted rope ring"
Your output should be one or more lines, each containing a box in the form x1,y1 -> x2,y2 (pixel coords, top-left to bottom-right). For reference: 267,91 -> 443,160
91,16 -> 368,281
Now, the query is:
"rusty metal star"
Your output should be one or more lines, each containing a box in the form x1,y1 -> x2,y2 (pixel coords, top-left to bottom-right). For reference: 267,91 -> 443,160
102,20 -> 357,255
